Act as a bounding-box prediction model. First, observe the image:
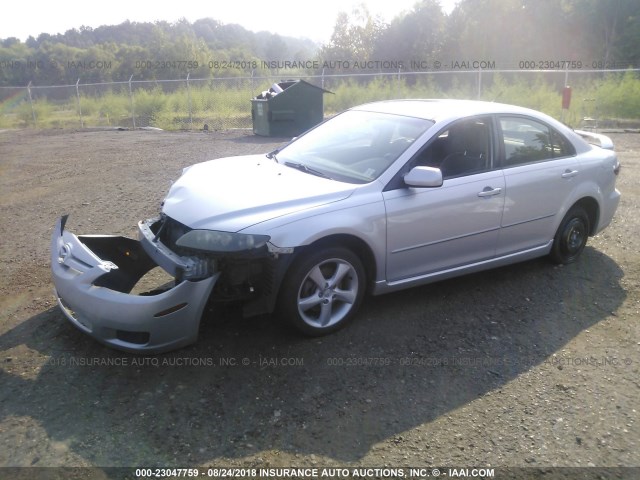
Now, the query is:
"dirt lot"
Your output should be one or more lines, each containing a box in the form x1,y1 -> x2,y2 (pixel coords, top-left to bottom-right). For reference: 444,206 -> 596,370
0,128 -> 638,476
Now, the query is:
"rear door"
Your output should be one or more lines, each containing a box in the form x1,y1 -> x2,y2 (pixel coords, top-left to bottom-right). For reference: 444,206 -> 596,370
496,116 -> 579,256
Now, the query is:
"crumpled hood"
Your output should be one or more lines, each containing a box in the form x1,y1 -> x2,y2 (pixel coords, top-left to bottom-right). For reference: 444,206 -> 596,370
162,155 -> 356,232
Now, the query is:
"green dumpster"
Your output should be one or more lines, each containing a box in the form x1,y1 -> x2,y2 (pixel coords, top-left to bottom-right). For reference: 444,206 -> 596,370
251,80 -> 333,137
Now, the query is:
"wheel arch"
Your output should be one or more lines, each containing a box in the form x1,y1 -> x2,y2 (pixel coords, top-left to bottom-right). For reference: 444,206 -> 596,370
572,196 -> 600,236
292,234 -> 377,293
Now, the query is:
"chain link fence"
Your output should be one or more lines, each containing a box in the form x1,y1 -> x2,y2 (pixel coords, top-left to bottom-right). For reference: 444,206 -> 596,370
1,68 -> 639,131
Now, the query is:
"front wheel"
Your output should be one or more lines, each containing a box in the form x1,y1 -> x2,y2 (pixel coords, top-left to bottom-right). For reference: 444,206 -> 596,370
550,206 -> 590,264
278,247 -> 366,336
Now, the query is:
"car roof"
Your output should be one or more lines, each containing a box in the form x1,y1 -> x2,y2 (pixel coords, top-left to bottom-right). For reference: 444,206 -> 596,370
351,99 -> 546,123
350,98 -> 591,154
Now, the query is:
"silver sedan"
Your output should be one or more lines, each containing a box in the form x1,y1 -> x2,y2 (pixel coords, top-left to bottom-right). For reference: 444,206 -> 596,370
51,99 -> 621,353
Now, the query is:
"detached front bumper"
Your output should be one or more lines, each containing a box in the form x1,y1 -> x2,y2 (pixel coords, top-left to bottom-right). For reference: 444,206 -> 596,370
50,216 -> 219,354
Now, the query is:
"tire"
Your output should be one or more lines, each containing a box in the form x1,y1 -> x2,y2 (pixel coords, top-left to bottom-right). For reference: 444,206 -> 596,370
278,246 -> 366,336
550,206 -> 590,264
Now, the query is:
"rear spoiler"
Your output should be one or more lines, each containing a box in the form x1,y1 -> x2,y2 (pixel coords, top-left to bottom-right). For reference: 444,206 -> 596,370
574,130 -> 614,150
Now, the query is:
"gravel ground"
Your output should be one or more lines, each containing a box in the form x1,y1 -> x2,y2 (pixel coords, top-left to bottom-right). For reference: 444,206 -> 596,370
0,128 -> 638,476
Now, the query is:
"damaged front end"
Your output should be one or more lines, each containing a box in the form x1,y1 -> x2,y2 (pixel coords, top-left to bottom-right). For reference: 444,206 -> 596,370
50,215 -> 219,353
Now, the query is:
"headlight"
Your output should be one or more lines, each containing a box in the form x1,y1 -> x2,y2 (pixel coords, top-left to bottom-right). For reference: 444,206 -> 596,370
175,230 -> 270,253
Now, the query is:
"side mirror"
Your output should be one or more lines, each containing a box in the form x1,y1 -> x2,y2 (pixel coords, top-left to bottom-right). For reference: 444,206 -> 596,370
404,166 -> 443,188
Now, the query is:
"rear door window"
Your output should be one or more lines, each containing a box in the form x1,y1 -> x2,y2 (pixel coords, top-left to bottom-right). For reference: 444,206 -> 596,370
500,117 -> 575,168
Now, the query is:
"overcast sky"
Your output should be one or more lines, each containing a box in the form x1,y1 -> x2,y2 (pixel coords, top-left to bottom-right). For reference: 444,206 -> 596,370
2,0 -> 459,44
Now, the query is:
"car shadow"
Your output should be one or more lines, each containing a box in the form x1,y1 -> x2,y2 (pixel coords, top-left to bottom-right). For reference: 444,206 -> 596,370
0,247 -> 626,467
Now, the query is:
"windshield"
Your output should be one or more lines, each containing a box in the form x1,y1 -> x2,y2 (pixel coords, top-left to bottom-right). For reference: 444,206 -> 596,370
277,110 -> 434,184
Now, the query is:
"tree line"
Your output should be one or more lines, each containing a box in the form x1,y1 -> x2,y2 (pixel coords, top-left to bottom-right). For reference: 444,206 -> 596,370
1,0 -> 639,87
321,0 -> 640,73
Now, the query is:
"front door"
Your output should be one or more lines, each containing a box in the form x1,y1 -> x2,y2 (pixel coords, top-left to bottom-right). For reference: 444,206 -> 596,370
383,116 -> 505,282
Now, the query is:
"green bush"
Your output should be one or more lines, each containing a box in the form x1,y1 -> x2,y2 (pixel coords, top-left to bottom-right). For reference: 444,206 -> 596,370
591,71 -> 640,119
15,99 -> 53,127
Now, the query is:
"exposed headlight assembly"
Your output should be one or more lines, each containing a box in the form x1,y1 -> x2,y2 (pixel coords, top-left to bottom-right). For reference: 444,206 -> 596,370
176,230 -> 271,254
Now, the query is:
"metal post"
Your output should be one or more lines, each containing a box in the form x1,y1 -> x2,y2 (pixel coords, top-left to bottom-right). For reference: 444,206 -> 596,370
75,78 -> 84,128
561,68 -> 570,123
128,75 -> 136,129
187,73 -> 193,130
27,81 -> 37,127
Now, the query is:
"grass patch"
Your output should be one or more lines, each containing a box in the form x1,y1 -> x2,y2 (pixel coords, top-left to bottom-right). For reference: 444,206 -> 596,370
2,72 -> 639,130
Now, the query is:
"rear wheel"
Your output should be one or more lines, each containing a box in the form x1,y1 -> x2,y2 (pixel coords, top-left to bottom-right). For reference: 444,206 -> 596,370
278,247 -> 366,336
550,206 -> 590,264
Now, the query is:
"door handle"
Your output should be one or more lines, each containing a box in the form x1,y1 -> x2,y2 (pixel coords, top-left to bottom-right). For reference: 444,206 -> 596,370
561,170 -> 579,179
477,187 -> 502,197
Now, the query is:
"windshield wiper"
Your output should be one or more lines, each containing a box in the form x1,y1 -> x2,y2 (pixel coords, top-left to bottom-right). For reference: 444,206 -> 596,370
267,137 -> 299,161
266,149 -> 279,161
284,161 -> 332,180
